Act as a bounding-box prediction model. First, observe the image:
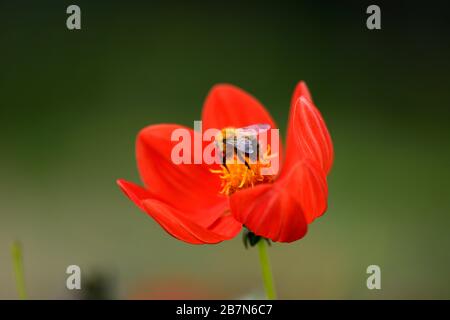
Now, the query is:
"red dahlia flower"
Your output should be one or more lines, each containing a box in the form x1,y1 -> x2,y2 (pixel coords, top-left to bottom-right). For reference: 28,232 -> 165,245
117,82 -> 333,244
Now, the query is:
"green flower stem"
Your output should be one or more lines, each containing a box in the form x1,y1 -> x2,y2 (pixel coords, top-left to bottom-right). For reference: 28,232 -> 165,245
11,241 -> 27,300
257,239 -> 276,300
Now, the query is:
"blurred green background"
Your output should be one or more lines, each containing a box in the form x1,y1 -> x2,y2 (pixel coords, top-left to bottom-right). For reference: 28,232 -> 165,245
1,0 -> 449,299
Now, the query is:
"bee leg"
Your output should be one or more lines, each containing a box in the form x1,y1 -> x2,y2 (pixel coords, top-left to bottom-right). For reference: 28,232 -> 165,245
255,143 -> 262,162
222,153 -> 230,172
237,151 -> 251,169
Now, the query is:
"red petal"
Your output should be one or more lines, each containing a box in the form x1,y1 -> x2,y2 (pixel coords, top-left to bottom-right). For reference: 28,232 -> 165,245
117,179 -> 152,211
202,84 -> 277,131
285,82 -> 334,175
230,160 -> 327,242
136,124 -> 228,226
117,179 -> 242,244
143,199 -> 241,244
291,81 -> 313,105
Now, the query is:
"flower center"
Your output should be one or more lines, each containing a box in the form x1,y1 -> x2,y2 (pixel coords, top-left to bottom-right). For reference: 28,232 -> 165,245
210,144 -> 275,196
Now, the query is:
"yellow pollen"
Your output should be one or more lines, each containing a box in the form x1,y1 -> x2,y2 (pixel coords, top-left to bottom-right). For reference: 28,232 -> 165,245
210,145 -> 276,196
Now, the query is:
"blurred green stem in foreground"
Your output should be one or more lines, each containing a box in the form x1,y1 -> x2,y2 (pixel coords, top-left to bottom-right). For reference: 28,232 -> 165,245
11,241 -> 27,300
258,239 -> 276,299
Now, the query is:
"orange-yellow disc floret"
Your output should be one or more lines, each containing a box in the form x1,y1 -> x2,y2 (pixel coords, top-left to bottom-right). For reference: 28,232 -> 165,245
210,145 -> 276,196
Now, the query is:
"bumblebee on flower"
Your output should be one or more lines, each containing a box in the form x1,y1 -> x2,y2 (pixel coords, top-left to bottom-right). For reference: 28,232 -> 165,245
117,81 -> 333,244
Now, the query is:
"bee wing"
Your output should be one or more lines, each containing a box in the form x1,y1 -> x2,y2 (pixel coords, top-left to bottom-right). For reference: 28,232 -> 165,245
235,137 -> 255,154
236,124 -> 271,136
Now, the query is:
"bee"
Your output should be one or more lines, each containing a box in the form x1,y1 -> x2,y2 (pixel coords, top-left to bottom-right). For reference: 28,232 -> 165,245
215,124 -> 271,170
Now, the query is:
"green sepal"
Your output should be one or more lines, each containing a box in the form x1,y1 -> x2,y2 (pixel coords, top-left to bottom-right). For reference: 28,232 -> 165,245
243,229 -> 271,249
